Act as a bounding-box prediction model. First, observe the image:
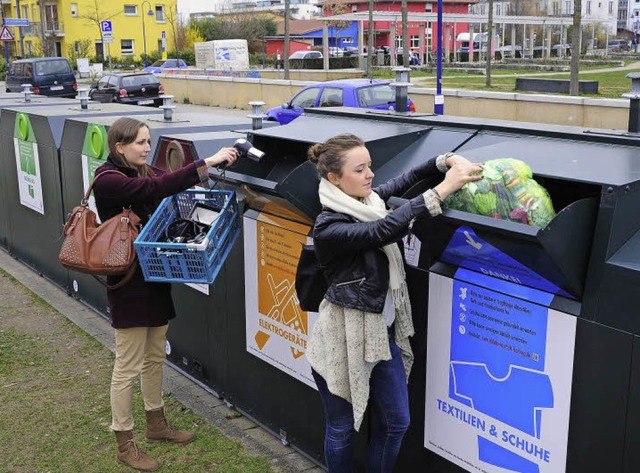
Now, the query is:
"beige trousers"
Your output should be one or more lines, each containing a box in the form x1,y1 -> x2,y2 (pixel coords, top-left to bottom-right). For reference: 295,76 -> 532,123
110,324 -> 169,432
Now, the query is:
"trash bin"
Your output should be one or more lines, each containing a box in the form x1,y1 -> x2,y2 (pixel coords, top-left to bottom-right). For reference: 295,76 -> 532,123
0,96 -> 80,251
59,113 -> 270,320
0,102 -> 164,290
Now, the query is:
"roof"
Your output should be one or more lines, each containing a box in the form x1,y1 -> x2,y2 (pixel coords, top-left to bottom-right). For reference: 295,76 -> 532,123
305,78 -> 391,88
276,19 -> 324,35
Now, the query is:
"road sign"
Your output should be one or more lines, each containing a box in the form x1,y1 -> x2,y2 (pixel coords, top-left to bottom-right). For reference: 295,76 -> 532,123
4,18 -> 29,27
0,26 -> 15,42
101,20 -> 113,43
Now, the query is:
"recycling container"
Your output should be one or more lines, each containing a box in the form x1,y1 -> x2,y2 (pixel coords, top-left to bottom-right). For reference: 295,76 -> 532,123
0,102 -> 163,291
0,95 -> 78,251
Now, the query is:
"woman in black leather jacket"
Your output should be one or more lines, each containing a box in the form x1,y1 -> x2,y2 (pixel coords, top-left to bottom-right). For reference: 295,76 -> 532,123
306,134 -> 482,473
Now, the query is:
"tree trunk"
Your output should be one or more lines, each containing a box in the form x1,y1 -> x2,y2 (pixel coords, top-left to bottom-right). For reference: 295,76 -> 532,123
402,0 -> 408,67
569,0 -> 582,96
485,0 -> 494,87
284,0 -> 290,80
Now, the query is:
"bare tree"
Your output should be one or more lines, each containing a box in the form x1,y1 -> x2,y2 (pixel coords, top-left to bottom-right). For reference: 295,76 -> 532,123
78,0 -> 121,57
485,0 -> 494,86
284,0 -> 290,79
399,0 -> 408,67
165,6 -> 179,55
569,0 -> 581,95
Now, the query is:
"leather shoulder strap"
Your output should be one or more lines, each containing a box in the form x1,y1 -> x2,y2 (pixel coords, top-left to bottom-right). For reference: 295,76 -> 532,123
82,169 -> 128,203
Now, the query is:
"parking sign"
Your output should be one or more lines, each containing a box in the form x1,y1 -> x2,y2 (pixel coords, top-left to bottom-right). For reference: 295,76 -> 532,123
101,20 -> 113,43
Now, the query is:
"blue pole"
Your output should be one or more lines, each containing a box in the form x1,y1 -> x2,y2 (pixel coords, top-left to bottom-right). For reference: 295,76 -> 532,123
434,0 -> 444,114
1,8 -> 8,66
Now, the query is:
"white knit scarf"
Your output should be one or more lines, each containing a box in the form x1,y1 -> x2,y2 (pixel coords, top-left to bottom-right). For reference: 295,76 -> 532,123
318,178 -> 414,340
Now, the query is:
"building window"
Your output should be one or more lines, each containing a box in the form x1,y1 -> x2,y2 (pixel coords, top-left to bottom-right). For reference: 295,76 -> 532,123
609,1 -> 613,13
22,5 -> 28,19
425,4 -> 432,12
496,4 -> 502,15
124,5 -> 137,15
74,40 -> 81,54
553,1 -> 559,14
155,5 -> 165,22
410,35 -> 420,48
586,1 -> 591,13
351,5 -> 357,13
121,39 -> 134,55
71,3 -> 77,16
26,40 -> 32,55
565,1 -> 572,13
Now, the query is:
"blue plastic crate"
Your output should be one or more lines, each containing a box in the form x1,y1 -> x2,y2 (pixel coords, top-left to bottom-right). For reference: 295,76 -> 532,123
134,189 -> 240,284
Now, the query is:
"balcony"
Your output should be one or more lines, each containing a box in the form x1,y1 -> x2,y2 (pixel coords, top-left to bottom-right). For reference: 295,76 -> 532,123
44,20 -> 64,37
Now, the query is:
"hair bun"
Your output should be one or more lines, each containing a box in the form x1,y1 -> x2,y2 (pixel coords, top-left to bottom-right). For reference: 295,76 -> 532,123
307,143 -> 322,163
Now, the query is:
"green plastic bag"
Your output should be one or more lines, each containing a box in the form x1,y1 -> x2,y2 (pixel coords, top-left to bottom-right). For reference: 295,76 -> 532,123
444,158 -> 556,228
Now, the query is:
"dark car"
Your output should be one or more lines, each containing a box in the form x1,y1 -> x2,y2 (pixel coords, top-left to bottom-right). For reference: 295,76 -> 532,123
89,72 -> 164,106
6,57 -> 77,98
265,78 -> 416,125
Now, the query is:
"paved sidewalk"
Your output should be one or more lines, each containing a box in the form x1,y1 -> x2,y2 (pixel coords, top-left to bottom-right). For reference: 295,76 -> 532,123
0,249 -> 324,473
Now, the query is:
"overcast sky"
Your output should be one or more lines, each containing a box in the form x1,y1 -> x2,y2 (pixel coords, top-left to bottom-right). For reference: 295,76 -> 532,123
177,0 -> 220,19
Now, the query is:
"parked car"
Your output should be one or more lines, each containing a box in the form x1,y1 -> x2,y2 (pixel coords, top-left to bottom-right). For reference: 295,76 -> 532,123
89,72 -> 164,107
289,50 -> 323,60
265,78 -> 416,125
608,39 -> 630,52
143,58 -> 188,74
5,57 -> 77,98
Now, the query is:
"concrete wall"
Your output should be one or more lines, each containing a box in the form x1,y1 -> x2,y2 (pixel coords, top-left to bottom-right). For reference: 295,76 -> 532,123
160,74 -> 631,130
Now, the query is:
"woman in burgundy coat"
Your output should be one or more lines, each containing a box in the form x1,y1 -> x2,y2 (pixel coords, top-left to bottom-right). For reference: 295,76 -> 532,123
93,117 -> 238,471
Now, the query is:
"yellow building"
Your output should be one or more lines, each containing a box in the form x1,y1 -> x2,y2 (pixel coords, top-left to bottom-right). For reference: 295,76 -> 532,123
1,0 -> 178,62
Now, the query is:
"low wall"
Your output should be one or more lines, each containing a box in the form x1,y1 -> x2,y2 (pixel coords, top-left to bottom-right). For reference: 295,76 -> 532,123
159,74 -> 631,130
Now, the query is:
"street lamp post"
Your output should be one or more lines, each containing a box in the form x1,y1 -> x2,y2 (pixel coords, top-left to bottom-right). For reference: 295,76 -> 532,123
141,1 -> 153,67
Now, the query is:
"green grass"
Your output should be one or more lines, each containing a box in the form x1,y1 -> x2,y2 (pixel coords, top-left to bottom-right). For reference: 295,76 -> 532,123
0,273 -> 276,473
370,61 -> 640,98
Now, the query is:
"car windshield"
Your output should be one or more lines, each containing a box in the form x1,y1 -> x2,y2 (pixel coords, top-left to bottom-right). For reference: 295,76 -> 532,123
356,84 -> 395,107
150,60 -> 165,67
289,52 -> 305,59
121,75 -> 160,88
34,59 -> 72,76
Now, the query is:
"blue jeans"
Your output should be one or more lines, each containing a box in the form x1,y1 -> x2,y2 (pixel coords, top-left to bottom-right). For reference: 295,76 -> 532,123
312,330 -> 410,473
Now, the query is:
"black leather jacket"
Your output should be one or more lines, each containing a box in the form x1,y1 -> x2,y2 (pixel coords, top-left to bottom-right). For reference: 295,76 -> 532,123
313,158 -> 442,313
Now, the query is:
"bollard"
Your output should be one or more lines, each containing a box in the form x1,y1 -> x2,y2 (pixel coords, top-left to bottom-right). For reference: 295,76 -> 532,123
247,101 -> 266,130
623,72 -> 640,133
76,88 -> 90,110
160,95 -> 176,121
21,83 -> 33,103
390,67 -> 412,113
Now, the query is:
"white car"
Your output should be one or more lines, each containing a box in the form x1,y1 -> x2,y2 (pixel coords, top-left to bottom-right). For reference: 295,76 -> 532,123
289,51 -> 323,60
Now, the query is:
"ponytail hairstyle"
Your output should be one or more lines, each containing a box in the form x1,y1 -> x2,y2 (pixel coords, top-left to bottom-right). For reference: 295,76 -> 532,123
307,133 -> 365,179
107,117 -> 151,177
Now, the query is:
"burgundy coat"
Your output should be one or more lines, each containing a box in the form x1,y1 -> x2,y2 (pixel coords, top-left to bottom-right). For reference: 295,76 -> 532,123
93,157 -> 208,329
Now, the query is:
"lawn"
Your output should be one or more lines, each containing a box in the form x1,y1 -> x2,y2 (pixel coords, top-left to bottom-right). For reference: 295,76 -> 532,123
371,60 -> 640,99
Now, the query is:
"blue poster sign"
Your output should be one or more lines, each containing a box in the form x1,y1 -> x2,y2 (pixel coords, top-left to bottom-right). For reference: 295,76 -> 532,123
425,274 -> 577,473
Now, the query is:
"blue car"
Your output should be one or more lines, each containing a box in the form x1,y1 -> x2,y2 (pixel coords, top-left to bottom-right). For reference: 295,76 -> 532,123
265,79 -> 416,125
143,58 -> 188,74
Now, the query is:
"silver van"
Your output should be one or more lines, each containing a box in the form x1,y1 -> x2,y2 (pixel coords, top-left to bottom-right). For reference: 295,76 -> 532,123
5,57 -> 77,98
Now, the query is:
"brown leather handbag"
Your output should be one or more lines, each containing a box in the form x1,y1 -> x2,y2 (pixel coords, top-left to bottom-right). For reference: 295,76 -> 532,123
59,170 -> 140,289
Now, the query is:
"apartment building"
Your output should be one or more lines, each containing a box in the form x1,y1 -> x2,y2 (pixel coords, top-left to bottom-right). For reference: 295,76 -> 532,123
1,0 -> 177,61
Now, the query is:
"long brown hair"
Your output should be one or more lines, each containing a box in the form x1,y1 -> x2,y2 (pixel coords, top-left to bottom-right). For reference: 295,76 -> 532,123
307,134 -> 365,179
107,117 -> 151,177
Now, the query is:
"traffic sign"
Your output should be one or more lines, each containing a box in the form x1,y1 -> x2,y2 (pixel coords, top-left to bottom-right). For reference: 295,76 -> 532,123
4,18 -> 29,27
0,26 -> 15,42
101,20 -> 113,43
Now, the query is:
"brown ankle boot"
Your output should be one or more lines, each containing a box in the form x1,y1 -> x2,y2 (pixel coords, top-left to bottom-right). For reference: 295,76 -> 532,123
114,430 -> 160,471
146,407 -> 195,444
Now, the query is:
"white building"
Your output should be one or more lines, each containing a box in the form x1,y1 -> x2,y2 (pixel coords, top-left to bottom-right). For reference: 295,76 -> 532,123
205,0 -> 321,19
